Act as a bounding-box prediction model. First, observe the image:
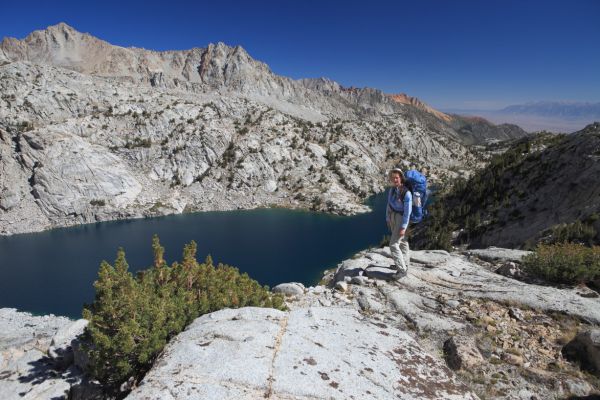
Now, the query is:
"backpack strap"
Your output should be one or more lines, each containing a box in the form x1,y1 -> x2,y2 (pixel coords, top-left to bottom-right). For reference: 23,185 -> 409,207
399,186 -> 409,201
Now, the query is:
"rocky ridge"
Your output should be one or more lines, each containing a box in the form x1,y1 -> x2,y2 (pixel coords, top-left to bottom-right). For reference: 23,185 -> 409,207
0,23 -> 527,235
3,247 -> 598,399
415,123 -> 600,249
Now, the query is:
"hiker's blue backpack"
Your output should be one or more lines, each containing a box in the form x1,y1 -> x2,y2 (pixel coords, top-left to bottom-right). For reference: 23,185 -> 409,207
404,169 -> 428,223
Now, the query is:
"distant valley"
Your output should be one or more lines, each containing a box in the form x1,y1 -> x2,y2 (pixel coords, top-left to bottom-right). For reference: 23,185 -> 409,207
446,101 -> 600,133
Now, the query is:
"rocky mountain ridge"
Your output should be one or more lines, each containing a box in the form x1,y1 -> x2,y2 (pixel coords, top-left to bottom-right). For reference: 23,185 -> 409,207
0,23 -> 527,235
414,123 -> 600,249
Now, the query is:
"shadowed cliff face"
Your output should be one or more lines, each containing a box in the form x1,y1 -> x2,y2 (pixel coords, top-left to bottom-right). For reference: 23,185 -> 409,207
0,23 -> 528,236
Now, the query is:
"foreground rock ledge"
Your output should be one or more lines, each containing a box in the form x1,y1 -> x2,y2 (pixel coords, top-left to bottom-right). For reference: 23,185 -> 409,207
127,307 -> 476,400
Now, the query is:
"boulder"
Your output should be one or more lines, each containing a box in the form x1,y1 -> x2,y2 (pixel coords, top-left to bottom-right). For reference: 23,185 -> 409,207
332,258 -> 370,283
350,275 -> 370,286
495,261 -> 522,278
444,336 -> 485,370
364,265 -> 398,281
272,282 -> 305,296
48,319 -> 88,369
335,281 -> 348,292
562,328 -> 600,375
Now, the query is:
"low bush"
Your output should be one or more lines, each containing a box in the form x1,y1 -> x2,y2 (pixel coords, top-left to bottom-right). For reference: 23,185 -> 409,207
82,236 -> 285,388
522,242 -> 600,285
541,220 -> 597,246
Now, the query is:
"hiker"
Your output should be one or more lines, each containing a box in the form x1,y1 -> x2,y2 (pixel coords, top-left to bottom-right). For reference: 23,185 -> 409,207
386,168 -> 412,278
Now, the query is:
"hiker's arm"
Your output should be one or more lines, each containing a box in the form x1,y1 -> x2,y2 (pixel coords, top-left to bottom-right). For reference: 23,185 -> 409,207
385,189 -> 391,227
400,192 -> 412,233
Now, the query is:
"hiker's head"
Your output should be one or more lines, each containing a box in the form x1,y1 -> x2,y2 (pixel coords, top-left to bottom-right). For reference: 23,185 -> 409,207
389,168 -> 404,187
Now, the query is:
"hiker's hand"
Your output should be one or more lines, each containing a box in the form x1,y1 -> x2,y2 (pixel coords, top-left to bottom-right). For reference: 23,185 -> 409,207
399,228 -> 406,238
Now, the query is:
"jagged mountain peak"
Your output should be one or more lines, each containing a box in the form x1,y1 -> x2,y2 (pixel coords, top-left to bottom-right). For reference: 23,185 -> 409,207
0,24 -> 441,120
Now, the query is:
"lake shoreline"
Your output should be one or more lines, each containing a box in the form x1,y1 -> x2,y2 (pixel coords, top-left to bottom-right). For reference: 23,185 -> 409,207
0,193 -> 390,318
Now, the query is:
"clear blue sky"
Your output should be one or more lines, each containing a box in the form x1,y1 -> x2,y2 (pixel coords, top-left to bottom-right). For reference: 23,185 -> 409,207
2,0 -> 599,110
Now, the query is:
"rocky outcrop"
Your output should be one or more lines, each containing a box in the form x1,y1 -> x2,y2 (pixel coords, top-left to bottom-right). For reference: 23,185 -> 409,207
562,329 -> 600,375
321,247 -> 600,398
2,246 -> 600,399
413,125 -> 600,249
127,307 -> 475,400
125,246 -> 600,399
0,309 -> 96,400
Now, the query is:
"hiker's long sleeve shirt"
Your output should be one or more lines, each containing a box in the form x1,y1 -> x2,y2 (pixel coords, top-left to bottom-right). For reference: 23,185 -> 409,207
386,187 -> 412,230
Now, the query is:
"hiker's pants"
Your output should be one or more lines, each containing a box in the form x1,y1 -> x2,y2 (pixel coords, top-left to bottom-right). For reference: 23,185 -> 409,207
389,211 -> 410,272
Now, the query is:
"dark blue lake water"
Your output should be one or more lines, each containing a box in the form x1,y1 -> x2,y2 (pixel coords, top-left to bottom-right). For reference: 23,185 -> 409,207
0,193 -> 389,319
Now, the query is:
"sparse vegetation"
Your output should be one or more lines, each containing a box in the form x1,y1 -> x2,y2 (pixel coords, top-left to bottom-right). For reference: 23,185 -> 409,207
522,242 -> 600,285
124,137 -> 152,149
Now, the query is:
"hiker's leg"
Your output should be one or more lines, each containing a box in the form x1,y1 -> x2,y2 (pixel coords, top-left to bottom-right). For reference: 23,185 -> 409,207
399,236 -> 410,269
389,214 -> 408,272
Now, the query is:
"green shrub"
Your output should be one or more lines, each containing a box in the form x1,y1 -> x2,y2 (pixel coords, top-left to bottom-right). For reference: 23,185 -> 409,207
82,236 -> 285,388
522,242 -> 600,285
542,221 -> 597,246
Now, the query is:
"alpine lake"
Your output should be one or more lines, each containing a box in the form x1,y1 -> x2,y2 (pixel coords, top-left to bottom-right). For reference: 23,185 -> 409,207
0,193 -> 389,319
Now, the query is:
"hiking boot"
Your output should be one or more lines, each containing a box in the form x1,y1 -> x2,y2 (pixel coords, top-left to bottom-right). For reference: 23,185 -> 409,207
393,269 -> 408,280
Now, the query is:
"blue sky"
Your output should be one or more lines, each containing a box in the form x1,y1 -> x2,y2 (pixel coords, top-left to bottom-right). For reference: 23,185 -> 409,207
2,0 -> 599,110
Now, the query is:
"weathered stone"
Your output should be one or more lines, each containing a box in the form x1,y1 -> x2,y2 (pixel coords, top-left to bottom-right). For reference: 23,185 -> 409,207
272,282 -> 305,296
496,261 -> 522,278
69,379 -> 106,400
446,299 -> 460,308
0,189 -> 20,211
410,250 -> 451,267
444,336 -> 485,370
334,281 -> 348,292
501,352 -> 524,366
0,310 -> 86,400
363,265 -> 398,281
562,328 -> 600,375
48,318 -> 88,368
127,307 -> 477,399
333,258 -> 370,283
509,307 -> 526,322
350,275 -> 369,286
561,378 -> 593,397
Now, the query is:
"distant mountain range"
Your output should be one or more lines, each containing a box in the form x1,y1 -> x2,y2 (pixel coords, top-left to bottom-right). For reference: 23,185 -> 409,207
445,101 -> 600,133
500,101 -> 600,118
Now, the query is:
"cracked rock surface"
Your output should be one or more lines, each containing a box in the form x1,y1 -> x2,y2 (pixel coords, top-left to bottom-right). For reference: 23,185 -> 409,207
127,307 -> 475,400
